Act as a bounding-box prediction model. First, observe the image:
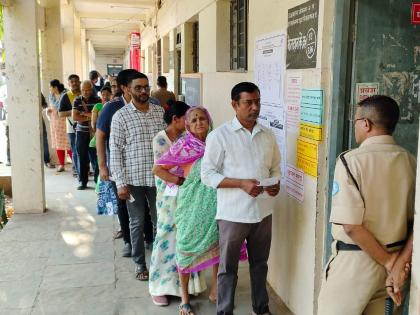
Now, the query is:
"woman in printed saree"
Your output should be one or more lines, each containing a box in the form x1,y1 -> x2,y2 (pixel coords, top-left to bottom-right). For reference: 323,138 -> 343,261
149,101 -> 206,307
154,107 -> 248,315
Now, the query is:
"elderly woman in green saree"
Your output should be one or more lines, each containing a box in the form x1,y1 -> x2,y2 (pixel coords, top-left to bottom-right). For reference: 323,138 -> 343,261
153,107 -> 219,315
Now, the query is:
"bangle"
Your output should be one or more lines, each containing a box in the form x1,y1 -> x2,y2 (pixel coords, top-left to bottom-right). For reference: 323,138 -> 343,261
176,177 -> 185,185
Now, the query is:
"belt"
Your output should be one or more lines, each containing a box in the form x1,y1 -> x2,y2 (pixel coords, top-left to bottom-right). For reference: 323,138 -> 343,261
336,240 -> 406,251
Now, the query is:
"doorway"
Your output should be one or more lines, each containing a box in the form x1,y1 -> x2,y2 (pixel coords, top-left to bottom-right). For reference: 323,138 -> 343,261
325,1 -> 419,312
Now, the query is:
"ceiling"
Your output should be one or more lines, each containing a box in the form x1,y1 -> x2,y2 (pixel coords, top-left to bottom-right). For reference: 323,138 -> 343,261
72,0 -> 156,56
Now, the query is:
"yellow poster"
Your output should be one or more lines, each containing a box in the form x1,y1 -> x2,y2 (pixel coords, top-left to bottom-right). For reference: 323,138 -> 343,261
296,137 -> 318,177
299,122 -> 322,141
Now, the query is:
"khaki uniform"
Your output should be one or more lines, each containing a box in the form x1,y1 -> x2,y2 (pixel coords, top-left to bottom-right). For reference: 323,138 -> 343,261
318,135 -> 416,315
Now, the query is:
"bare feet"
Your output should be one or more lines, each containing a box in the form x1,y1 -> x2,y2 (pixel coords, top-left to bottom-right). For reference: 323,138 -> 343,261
208,287 -> 217,303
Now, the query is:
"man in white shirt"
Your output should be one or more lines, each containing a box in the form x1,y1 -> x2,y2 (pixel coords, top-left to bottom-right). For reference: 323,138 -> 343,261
202,82 -> 280,315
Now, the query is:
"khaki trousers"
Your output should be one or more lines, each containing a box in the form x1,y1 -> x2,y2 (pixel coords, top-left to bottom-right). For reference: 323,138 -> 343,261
318,242 -> 404,315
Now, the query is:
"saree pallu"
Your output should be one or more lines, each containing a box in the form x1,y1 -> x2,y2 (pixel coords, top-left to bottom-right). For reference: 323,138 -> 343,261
175,159 -> 247,274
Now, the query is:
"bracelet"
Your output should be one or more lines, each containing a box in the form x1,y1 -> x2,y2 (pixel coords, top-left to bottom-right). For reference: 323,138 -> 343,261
176,177 -> 185,186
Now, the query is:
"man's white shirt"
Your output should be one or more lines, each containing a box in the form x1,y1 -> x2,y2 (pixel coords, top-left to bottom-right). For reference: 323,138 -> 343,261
201,116 -> 281,223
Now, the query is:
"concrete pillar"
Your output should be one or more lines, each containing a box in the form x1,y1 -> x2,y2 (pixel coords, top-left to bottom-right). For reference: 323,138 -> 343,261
198,0 -> 230,73
61,1 -> 75,82
42,0 -> 63,93
87,40 -> 96,72
4,0 -> 45,213
81,28 -> 88,80
161,35 -> 169,74
181,23 -> 193,74
73,13 -> 83,78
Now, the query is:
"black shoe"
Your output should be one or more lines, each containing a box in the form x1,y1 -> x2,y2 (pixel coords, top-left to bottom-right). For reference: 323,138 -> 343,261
77,184 -> 87,190
121,243 -> 132,257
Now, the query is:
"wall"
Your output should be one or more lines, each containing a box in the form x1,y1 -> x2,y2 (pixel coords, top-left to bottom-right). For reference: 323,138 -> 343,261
141,0 -> 336,314
95,54 -> 124,77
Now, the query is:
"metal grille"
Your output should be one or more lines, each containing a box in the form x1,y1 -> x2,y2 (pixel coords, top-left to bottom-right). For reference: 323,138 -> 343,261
193,22 -> 199,73
230,0 -> 248,70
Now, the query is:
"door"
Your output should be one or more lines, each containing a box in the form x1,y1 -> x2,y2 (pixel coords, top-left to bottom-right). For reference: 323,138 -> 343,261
349,0 -> 420,154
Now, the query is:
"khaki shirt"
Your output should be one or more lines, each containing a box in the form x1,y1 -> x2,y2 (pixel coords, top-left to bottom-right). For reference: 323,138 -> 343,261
330,135 -> 416,245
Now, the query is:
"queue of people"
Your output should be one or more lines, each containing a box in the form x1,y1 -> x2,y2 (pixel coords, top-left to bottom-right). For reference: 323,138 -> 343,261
43,68 -> 414,315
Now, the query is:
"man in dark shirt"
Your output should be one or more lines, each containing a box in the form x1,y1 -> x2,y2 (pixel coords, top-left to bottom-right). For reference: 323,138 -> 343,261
72,80 -> 101,190
58,74 -> 81,176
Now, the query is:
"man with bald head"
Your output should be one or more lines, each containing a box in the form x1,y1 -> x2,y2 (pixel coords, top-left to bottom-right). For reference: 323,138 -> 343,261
72,80 -> 101,190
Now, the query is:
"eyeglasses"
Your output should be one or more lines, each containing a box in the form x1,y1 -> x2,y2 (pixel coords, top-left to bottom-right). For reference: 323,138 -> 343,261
133,85 -> 150,92
352,117 -> 375,125
352,117 -> 365,123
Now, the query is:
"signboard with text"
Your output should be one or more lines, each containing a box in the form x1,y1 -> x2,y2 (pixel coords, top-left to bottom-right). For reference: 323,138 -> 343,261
412,3 -> 420,24
286,0 -> 319,69
355,82 -> 380,103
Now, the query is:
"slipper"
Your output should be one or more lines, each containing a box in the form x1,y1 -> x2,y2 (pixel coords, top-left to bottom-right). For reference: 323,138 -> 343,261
135,269 -> 149,281
113,230 -> 123,239
178,303 -> 194,315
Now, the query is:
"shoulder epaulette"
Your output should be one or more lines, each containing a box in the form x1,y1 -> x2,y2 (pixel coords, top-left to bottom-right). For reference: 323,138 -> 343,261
339,150 -> 360,192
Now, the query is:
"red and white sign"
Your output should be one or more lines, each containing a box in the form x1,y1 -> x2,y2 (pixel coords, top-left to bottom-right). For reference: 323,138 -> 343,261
355,82 -> 380,103
130,32 -> 141,71
412,3 -> 420,24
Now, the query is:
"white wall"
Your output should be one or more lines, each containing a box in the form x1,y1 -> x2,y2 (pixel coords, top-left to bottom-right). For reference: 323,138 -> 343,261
141,0 -> 336,314
94,54 -> 124,76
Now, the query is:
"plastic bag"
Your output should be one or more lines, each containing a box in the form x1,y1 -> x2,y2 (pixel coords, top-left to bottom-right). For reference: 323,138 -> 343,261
96,180 -> 118,216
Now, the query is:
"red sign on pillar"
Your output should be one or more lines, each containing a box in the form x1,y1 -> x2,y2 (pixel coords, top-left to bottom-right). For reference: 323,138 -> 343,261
412,3 -> 420,24
130,32 -> 141,71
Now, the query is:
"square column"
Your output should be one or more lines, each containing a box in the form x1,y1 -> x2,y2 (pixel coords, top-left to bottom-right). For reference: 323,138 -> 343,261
4,0 -> 45,213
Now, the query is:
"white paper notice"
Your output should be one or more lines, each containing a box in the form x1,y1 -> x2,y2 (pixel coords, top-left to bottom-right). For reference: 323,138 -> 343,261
255,31 -> 287,185
286,164 -> 304,203
285,72 -> 302,133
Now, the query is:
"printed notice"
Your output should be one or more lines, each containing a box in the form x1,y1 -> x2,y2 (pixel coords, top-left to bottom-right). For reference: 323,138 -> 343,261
296,136 -> 318,177
286,164 -> 304,202
255,31 -> 287,185
286,72 -> 303,133
300,89 -> 323,126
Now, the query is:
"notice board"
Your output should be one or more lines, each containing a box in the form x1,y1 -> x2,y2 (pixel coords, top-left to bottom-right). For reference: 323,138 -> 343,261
180,73 -> 202,107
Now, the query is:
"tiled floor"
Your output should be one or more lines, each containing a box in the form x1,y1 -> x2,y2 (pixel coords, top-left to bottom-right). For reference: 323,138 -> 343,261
0,168 -> 293,315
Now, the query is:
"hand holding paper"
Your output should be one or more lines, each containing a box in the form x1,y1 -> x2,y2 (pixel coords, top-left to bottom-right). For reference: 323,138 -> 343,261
257,177 -> 280,198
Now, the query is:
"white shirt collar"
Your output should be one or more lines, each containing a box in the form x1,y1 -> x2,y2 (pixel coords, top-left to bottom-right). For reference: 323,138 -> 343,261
231,116 -> 263,135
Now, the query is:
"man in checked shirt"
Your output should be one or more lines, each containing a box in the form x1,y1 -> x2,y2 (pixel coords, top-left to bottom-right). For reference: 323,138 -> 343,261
110,72 -> 166,281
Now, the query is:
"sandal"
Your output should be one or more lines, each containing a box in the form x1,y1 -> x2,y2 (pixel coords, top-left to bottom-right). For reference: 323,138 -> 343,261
113,230 -> 123,239
135,269 -> 149,281
178,303 -> 194,315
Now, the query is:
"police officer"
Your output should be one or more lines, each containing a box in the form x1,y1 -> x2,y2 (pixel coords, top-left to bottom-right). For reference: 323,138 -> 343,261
317,95 -> 415,315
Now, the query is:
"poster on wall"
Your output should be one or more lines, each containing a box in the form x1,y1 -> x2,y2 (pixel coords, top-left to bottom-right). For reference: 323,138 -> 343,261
286,72 -> 303,133
255,31 -> 287,184
286,164 -> 304,203
286,0 -> 319,69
